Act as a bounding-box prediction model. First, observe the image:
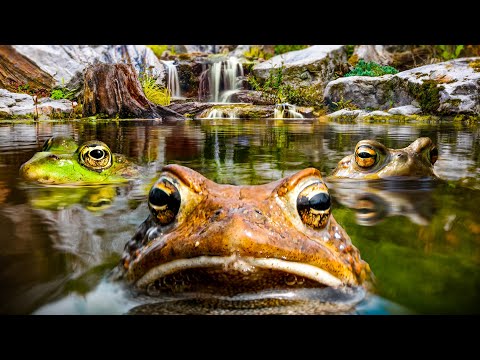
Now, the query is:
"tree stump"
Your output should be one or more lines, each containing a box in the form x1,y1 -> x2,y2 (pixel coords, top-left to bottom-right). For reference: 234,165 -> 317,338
82,62 -> 184,121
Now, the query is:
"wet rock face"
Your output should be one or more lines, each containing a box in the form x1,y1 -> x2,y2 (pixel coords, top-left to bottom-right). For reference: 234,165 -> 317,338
324,57 -> 480,115
11,45 -> 166,96
252,45 -> 347,98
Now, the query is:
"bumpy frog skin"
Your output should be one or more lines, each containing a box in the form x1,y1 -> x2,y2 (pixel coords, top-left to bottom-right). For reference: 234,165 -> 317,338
329,137 -> 439,180
19,137 -> 140,185
41,136 -> 79,153
117,164 -> 372,298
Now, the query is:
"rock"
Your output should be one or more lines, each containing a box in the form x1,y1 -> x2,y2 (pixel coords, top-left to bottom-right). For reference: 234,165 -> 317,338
0,45 -> 55,93
0,88 -> 78,119
226,90 -> 275,105
82,63 -> 185,121
196,104 -> 275,119
388,105 -> 422,115
397,58 -> 480,114
324,57 -> 480,115
11,45 -> 166,96
252,45 -> 347,99
352,45 -> 433,71
167,101 -> 215,117
327,109 -> 363,121
0,89 -> 34,115
324,75 -> 411,111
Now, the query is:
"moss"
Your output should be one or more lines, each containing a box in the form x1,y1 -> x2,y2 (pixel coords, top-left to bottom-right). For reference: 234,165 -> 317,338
468,59 -> 480,72
407,80 -> 444,113
445,98 -> 462,107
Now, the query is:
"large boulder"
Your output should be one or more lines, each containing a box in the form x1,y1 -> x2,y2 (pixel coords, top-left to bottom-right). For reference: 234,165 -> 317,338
252,45 -> 347,99
324,57 -> 480,115
11,45 -> 166,96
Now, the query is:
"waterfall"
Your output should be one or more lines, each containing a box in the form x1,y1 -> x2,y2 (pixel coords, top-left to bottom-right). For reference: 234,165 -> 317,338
274,103 -> 304,119
162,60 -> 181,98
203,108 -> 238,119
199,57 -> 244,103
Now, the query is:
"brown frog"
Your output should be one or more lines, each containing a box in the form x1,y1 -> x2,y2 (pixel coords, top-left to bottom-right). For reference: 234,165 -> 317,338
115,164 -> 372,311
329,137 -> 439,180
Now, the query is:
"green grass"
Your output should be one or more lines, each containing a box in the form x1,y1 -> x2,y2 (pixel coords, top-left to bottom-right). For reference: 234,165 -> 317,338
140,73 -> 171,106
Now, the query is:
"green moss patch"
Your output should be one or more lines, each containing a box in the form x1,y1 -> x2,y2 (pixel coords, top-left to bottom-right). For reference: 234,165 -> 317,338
407,80 -> 444,113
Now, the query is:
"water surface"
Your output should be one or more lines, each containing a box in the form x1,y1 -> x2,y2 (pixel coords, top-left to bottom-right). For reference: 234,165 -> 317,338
0,118 -> 478,314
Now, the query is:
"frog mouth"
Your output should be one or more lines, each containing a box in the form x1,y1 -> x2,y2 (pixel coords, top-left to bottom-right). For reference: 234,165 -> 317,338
133,254 -> 344,295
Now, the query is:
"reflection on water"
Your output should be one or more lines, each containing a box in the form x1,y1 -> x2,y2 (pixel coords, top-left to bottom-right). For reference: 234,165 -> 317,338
0,118 -> 479,314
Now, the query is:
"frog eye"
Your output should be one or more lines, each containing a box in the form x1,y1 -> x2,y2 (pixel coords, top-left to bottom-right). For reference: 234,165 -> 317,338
148,177 -> 181,226
355,145 -> 377,168
42,138 -> 53,151
429,146 -> 438,165
77,141 -> 113,171
296,182 -> 331,229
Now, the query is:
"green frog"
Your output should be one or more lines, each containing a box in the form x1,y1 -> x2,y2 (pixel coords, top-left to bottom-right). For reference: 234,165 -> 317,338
114,164 -> 373,313
19,137 -> 140,185
329,137 -> 439,180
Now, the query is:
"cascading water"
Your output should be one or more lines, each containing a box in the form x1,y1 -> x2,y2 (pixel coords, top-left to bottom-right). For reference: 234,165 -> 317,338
199,57 -> 244,103
202,108 -> 239,119
162,60 -> 181,98
274,103 -> 304,119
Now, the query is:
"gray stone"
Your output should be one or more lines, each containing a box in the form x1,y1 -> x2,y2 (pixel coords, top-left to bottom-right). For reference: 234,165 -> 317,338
324,57 -> 480,115
324,75 -> 412,111
12,45 -> 166,95
388,105 -> 422,115
0,88 -> 77,118
252,45 -> 347,97
327,109 -> 363,120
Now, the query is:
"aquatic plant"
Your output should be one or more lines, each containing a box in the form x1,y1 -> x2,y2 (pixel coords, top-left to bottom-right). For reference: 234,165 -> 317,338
344,59 -> 399,77
140,72 -> 171,106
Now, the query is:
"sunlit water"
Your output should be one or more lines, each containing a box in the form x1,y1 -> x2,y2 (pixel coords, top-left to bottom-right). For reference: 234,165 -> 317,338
0,118 -> 479,315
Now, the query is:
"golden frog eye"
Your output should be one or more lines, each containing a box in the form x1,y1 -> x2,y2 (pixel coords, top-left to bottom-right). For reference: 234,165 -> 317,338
429,146 -> 438,165
296,182 -> 331,229
148,177 -> 181,226
77,141 -> 113,171
355,145 -> 377,168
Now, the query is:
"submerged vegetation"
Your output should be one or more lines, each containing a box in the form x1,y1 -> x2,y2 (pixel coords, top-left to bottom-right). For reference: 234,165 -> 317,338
344,59 -> 399,77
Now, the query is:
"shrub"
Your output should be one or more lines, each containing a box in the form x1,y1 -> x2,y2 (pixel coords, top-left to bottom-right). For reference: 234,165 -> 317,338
344,59 -> 399,77
140,73 -> 171,106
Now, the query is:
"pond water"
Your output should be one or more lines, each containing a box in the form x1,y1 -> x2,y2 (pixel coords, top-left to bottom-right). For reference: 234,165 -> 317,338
0,118 -> 479,315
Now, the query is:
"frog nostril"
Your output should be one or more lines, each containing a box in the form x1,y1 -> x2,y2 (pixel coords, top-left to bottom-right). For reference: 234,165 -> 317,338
48,154 -> 59,160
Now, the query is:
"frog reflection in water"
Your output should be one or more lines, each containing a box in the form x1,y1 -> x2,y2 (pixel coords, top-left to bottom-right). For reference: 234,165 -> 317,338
115,164 -> 373,314
329,137 -> 439,180
19,137 -> 140,185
